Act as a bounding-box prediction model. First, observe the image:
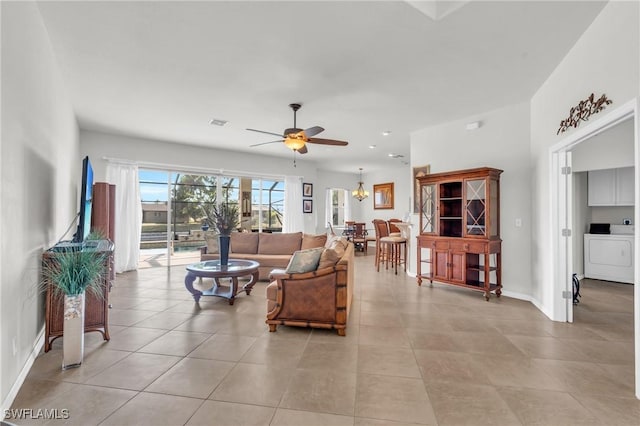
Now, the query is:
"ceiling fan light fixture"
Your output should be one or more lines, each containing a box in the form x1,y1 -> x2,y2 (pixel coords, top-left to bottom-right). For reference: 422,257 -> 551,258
284,137 -> 305,151
352,168 -> 369,202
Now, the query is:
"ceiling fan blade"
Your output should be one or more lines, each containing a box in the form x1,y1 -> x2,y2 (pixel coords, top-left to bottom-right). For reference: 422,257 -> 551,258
297,145 -> 308,154
249,140 -> 284,147
307,137 -> 348,146
246,128 -> 285,138
303,126 -> 324,137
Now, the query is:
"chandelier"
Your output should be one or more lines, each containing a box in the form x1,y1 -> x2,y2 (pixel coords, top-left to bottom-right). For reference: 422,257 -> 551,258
352,168 -> 369,201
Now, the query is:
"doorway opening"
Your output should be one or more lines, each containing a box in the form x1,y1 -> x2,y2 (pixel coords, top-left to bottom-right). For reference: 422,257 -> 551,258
549,98 -> 639,398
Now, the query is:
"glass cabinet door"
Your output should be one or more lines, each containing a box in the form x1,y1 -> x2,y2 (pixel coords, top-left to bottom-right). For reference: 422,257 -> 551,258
420,183 -> 436,234
489,178 -> 499,237
465,179 -> 486,236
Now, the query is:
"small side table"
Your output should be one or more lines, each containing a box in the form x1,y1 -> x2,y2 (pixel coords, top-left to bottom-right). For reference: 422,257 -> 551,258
185,259 -> 259,305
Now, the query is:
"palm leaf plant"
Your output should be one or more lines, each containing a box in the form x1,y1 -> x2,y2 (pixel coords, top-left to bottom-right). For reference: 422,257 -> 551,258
43,249 -> 107,298
203,203 -> 239,266
207,203 -> 240,235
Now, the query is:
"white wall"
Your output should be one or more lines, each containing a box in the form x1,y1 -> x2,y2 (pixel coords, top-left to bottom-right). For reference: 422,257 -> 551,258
571,118 -> 634,172
410,102 -> 532,296
530,0 -> 639,320
591,206 -> 635,224
358,165 -> 412,227
81,130 -> 359,236
1,2 -> 79,411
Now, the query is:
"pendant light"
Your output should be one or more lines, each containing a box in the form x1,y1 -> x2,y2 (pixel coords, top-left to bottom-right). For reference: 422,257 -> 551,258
352,168 -> 369,201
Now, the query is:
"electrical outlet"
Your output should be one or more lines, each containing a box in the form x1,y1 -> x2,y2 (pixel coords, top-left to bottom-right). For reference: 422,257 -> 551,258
515,218 -> 522,228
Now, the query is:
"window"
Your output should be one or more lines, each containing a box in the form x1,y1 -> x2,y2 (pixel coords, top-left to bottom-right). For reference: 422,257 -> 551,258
327,188 -> 349,227
252,179 -> 284,232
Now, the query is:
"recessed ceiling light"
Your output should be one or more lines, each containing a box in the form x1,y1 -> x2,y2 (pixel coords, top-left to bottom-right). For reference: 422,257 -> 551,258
368,145 -> 377,149
382,130 -> 392,136
388,153 -> 404,158
210,118 -> 228,126
466,121 -> 482,130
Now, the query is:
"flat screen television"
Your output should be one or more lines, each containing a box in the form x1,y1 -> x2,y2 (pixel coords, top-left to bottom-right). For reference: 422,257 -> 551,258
72,156 -> 94,243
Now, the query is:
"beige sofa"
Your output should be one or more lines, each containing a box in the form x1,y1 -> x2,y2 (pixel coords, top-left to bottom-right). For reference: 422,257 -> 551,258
266,241 -> 354,335
200,232 -> 327,280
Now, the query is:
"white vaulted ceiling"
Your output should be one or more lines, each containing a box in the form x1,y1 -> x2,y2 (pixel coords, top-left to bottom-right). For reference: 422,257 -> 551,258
35,1 -> 606,172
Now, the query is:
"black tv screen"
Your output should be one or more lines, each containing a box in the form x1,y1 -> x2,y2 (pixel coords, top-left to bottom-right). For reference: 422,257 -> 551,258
73,156 -> 94,243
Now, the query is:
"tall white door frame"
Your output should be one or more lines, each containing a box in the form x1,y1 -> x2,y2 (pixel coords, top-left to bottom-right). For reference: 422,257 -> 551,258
549,98 -> 639,399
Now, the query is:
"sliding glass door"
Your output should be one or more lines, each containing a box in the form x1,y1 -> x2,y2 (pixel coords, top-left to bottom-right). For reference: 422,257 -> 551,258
139,169 -> 284,268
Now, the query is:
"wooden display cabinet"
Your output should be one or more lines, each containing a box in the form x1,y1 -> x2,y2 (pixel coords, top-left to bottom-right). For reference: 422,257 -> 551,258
416,167 -> 502,300
43,182 -> 116,352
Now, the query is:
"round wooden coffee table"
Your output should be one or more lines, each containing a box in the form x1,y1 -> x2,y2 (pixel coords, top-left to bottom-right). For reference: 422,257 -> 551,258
185,259 -> 259,305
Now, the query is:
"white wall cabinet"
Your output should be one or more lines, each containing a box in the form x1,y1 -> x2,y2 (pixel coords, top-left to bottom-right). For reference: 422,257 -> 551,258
588,167 -> 634,206
615,166 -> 634,205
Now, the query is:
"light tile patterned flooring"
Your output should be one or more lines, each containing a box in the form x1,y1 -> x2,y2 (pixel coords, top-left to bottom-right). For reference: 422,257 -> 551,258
8,254 -> 640,425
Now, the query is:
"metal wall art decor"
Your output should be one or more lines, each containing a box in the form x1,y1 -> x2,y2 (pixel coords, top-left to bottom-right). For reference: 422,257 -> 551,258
557,93 -> 612,135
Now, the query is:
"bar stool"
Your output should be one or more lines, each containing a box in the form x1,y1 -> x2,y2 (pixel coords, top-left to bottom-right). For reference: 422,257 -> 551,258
373,220 -> 391,271
388,218 -> 402,237
374,220 -> 406,274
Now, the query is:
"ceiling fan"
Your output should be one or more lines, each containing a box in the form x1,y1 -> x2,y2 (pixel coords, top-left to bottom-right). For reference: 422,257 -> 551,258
247,103 -> 348,154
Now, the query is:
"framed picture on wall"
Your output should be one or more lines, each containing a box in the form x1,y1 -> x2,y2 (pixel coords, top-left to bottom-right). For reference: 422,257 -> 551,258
373,182 -> 394,209
413,165 -> 431,213
303,199 -> 313,213
303,183 -> 313,198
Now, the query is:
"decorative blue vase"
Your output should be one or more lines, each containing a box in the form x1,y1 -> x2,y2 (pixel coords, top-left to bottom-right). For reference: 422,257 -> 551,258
218,234 -> 230,266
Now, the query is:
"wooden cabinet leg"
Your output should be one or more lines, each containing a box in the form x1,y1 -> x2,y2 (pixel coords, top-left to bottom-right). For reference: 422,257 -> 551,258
268,324 -> 277,332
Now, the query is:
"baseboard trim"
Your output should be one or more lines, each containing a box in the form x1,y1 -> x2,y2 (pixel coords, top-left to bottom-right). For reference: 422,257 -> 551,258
1,326 -> 45,413
500,290 -> 554,319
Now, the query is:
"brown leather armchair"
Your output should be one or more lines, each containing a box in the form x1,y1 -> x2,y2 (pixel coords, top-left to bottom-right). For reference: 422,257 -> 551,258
266,243 -> 354,336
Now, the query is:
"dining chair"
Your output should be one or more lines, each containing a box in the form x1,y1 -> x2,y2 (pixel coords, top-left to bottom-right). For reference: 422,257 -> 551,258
351,222 -> 368,254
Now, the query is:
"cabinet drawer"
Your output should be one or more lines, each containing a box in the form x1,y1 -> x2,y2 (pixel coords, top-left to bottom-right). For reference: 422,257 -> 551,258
465,242 -> 487,253
434,241 -> 450,250
448,240 -> 487,253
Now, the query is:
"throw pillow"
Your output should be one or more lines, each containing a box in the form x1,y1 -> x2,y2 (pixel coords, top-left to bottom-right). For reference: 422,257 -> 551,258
301,233 -> 328,250
325,235 -> 348,250
325,236 -> 348,258
205,235 -> 219,254
318,248 -> 341,269
285,247 -> 324,274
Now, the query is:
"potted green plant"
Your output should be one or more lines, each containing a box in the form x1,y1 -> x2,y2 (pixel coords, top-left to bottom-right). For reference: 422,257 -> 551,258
42,243 -> 107,369
206,203 -> 239,265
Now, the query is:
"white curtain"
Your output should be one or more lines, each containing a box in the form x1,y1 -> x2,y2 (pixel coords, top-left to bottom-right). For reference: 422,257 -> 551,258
344,190 -> 353,222
106,163 -> 142,273
325,188 -> 332,229
283,176 -> 303,233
